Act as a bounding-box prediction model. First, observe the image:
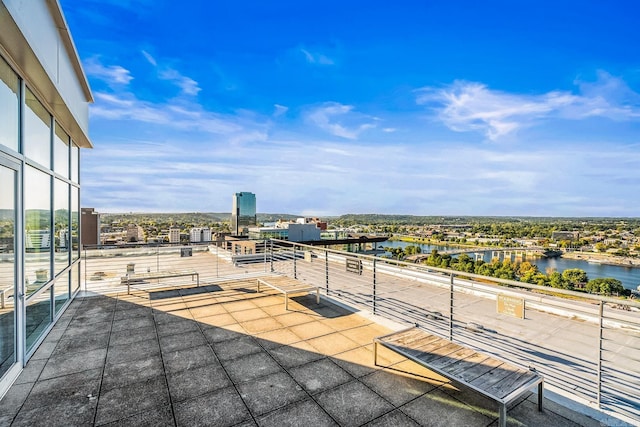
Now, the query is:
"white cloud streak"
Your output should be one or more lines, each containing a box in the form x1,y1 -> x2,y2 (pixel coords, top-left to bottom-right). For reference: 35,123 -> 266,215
305,102 -> 376,139
83,58 -> 133,85
300,48 -> 334,65
417,71 -> 640,140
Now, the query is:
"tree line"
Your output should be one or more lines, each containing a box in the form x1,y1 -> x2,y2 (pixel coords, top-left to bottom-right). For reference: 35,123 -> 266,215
386,246 -> 628,297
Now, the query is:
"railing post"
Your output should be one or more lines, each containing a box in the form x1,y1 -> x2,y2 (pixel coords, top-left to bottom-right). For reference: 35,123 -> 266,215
449,273 -> 454,341
597,301 -> 604,407
270,240 -> 274,272
263,240 -> 267,273
83,248 -> 87,292
372,257 -> 377,315
293,244 -> 297,279
325,251 -> 329,294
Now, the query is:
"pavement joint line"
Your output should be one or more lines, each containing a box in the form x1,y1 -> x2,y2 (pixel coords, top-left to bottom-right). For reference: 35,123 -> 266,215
91,296 -> 116,426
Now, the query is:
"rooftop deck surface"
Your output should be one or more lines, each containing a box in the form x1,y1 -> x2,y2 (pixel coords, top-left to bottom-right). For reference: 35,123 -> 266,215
0,278 -> 605,426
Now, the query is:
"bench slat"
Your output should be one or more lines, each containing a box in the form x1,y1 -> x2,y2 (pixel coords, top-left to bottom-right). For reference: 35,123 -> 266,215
440,351 -> 490,377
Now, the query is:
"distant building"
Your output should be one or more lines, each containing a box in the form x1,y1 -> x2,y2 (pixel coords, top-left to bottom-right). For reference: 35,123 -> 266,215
169,227 -> 181,243
288,223 -> 321,242
190,227 -> 202,243
552,231 -> 579,241
296,217 -> 327,231
232,192 -> 256,235
25,230 -> 51,251
126,224 -> 144,242
190,227 -> 212,243
81,208 -> 100,247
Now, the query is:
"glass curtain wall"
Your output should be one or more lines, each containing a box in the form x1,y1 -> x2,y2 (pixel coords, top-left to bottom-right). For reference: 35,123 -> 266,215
0,166 -> 16,380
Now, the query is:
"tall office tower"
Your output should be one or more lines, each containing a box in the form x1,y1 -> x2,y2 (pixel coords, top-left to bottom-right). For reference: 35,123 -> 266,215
231,192 -> 257,235
0,0 -> 93,398
81,208 -> 101,247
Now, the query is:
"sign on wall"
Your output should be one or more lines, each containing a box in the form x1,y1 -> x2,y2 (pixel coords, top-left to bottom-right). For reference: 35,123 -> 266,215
346,258 -> 363,275
497,294 -> 525,319
181,247 -> 192,257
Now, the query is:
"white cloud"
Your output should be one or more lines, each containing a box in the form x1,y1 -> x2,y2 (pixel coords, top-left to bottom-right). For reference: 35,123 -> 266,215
83,58 -> 133,85
300,48 -> 334,65
158,68 -> 201,96
273,104 -> 289,117
141,50 -> 157,66
305,102 -> 376,139
417,72 -> 640,140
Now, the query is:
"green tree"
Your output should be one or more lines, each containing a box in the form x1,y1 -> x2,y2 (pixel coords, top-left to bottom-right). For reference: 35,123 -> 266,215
585,278 -> 624,296
562,269 -> 588,290
549,271 -> 565,289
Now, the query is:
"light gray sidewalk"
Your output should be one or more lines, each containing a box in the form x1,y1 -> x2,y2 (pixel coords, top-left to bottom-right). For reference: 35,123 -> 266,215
0,279 -> 610,426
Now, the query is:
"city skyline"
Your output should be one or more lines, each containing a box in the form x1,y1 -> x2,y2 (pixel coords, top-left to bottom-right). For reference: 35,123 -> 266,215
61,1 -> 640,217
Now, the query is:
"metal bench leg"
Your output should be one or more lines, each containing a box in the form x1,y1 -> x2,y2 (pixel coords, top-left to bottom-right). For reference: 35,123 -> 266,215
257,279 -> 261,293
1,291 -> 4,309
499,403 -> 507,427
285,292 -> 289,311
315,288 -> 319,304
538,381 -> 543,412
373,341 -> 379,367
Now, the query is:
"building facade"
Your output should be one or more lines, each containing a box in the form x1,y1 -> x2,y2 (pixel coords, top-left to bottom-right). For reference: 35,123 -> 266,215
80,208 -> 100,247
169,227 -> 181,243
0,1 -> 93,398
231,192 -> 256,235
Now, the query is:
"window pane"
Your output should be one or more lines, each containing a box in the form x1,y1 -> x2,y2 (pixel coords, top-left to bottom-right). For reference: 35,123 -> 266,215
71,143 -> 79,183
25,166 -> 51,297
54,124 -> 70,178
54,272 -> 69,314
24,88 -> 51,167
71,263 -> 80,293
0,57 -> 19,152
54,179 -> 69,275
26,288 -> 52,352
0,166 -> 16,379
71,186 -> 79,261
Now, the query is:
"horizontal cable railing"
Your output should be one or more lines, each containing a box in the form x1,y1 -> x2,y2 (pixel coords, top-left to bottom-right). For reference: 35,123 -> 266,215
81,239 -> 640,424
266,239 -> 640,425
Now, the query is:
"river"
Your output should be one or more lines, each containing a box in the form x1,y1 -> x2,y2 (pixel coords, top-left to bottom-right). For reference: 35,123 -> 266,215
379,240 -> 640,291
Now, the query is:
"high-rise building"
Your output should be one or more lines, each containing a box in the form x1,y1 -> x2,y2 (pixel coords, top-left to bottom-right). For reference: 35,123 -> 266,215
169,227 -> 181,243
81,208 -> 100,248
190,227 -> 202,243
0,1 -> 93,398
231,192 -> 257,235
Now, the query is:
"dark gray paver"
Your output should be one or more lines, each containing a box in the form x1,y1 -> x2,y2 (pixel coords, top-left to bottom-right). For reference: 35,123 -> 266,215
159,331 -> 207,353
237,371 -> 307,416
112,306 -> 153,321
156,318 -> 199,337
400,388 -> 493,427
167,363 -> 231,402
51,331 -> 110,356
40,347 -> 107,380
223,351 -> 284,384
106,338 -> 160,365
21,368 -> 101,411
108,325 -> 156,347
212,335 -> 263,361
95,376 -> 170,425
112,315 -> 155,332
0,383 -> 32,420
101,355 -> 164,391
162,344 -> 218,374
62,320 -> 112,338
99,404 -> 174,427
315,380 -> 394,426
364,409 -> 421,426
201,325 -> 243,343
289,358 -> 353,395
14,359 -> 46,384
173,386 -> 252,427
267,344 -> 324,368
11,399 -> 98,427
360,369 -> 437,407
256,398 -> 338,427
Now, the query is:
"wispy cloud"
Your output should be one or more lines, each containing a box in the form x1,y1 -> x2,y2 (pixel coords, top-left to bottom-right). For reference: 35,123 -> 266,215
273,104 -> 289,117
417,72 -> 640,140
141,50 -> 157,66
158,68 -> 201,96
300,48 -> 335,65
305,102 -> 375,139
83,58 -> 133,86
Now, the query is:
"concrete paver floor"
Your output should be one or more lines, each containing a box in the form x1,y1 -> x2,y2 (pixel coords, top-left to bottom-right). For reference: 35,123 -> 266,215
0,278 -> 607,426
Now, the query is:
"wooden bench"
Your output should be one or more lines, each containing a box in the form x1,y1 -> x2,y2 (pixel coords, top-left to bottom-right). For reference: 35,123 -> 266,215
374,327 -> 543,427
122,270 -> 199,294
257,277 -> 320,310
0,286 -> 12,309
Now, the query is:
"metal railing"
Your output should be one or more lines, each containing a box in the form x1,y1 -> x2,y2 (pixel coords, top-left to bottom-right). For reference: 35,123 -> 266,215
80,239 -> 640,424
266,240 -> 640,425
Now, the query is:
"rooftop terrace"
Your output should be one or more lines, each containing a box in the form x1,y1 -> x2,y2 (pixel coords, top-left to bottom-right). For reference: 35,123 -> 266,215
1,276 -> 611,426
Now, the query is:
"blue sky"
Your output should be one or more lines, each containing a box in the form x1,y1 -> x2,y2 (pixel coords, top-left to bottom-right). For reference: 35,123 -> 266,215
61,0 -> 640,216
